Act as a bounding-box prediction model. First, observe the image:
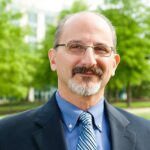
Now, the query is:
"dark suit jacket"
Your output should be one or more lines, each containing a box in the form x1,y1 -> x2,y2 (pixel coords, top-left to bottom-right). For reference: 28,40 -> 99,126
0,93 -> 150,150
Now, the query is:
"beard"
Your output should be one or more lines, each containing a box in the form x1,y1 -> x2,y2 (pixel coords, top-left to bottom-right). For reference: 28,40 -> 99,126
68,66 -> 103,96
68,77 -> 101,96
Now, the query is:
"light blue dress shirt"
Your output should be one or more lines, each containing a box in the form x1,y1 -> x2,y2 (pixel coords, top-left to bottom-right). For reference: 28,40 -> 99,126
55,91 -> 111,150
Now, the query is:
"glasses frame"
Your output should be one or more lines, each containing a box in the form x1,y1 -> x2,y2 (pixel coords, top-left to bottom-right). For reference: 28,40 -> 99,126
55,42 -> 115,57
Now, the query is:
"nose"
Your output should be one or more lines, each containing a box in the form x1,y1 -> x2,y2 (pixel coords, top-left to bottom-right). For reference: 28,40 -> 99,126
80,47 -> 97,67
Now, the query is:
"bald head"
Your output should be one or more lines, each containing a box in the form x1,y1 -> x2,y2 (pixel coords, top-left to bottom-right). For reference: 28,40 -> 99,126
54,12 -> 117,49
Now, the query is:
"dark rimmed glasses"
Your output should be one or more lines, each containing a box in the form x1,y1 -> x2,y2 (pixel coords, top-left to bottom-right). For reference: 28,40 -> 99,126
55,41 -> 115,57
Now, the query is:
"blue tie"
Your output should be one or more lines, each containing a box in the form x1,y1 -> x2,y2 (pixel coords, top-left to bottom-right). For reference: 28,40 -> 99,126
76,112 -> 97,150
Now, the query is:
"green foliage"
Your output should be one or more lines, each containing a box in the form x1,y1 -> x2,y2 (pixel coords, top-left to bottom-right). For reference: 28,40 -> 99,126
1,0 -> 149,101
99,0 -> 150,94
0,0 -> 36,99
132,81 -> 150,99
58,0 -> 89,20
33,24 -> 57,90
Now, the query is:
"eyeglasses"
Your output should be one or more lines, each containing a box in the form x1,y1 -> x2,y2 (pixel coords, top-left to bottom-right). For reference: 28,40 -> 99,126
55,41 -> 115,57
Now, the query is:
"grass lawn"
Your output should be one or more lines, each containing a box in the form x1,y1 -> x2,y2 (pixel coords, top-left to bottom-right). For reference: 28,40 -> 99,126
113,101 -> 150,108
113,101 -> 150,120
0,101 -> 44,116
133,113 -> 150,120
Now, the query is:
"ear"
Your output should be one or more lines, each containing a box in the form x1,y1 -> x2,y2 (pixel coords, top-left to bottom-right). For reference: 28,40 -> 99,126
112,54 -> 120,76
48,48 -> 57,71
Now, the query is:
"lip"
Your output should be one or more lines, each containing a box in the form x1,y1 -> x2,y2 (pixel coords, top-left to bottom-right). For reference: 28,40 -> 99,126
76,73 -> 97,77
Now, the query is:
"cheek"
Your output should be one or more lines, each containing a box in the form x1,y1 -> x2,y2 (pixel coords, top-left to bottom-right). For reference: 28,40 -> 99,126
55,53 -> 78,77
56,58 -> 68,76
101,59 -> 114,77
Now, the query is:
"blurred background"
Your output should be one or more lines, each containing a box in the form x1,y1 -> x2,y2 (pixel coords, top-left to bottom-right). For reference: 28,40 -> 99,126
0,0 -> 150,119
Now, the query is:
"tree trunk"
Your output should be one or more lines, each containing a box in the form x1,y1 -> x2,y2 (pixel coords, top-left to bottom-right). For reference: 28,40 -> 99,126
115,89 -> 119,102
126,82 -> 132,107
105,87 -> 111,102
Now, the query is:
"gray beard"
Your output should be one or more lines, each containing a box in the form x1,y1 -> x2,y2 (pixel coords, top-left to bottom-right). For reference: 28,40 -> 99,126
68,79 -> 101,96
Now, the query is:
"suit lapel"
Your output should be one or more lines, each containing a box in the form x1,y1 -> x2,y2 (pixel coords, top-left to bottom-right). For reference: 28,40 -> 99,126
32,94 -> 67,150
31,94 -> 136,150
105,102 -> 136,150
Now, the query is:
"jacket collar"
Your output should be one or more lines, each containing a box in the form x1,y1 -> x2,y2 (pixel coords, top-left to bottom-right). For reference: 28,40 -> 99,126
32,93 -> 136,150
32,93 -> 67,150
105,101 -> 136,150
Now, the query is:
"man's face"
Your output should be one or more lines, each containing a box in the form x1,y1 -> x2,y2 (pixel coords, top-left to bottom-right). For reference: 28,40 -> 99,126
49,13 -> 120,96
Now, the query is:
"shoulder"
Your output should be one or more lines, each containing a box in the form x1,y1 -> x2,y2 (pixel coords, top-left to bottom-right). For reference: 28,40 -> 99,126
105,102 -> 150,149
105,101 -> 150,130
0,105 -> 43,148
0,93 -> 58,129
117,107 -> 150,146
117,107 -> 150,126
0,93 -> 58,132
0,94 -> 60,148
0,106 -> 42,131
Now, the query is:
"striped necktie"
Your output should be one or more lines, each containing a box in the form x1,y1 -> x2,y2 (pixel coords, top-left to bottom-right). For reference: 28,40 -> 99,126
76,112 -> 97,150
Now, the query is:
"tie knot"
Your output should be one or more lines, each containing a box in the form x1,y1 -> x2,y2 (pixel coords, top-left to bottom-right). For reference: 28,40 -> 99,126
79,112 -> 93,125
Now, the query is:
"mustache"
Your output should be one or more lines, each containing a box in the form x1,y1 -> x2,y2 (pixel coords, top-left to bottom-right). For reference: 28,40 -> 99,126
72,66 -> 103,77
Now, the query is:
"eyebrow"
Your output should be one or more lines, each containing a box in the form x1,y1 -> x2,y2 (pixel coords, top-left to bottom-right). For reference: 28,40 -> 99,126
94,42 -> 109,46
68,40 -> 107,45
68,40 -> 84,44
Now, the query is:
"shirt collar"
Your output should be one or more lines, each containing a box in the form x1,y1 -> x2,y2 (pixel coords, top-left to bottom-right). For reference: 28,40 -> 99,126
55,91 -> 104,132
88,99 -> 104,131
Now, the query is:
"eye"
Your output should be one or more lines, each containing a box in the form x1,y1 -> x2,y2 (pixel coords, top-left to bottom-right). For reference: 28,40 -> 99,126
94,45 -> 109,54
68,43 -> 84,50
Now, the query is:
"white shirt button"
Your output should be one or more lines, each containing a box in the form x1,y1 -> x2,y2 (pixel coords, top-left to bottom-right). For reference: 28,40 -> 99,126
98,125 -> 101,129
68,124 -> 73,128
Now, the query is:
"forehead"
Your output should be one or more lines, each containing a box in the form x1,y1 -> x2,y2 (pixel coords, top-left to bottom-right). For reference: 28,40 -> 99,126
59,13 -> 113,45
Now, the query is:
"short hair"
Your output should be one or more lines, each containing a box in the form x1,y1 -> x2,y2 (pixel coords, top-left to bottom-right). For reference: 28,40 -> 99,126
54,11 -> 117,50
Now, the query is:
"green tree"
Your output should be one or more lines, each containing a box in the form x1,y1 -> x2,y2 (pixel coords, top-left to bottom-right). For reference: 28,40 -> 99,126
132,81 -> 150,99
58,0 -> 89,20
33,24 -> 57,90
0,0 -> 36,99
99,0 -> 150,106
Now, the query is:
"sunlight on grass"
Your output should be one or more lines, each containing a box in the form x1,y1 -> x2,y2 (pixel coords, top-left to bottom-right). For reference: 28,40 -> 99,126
113,101 -> 150,108
136,113 -> 150,120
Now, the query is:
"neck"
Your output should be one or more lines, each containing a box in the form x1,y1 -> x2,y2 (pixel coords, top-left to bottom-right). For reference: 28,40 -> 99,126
58,87 -> 104,110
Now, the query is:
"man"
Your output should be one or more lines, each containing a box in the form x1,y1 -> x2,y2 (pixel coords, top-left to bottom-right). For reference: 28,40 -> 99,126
0,11 -> 150,150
